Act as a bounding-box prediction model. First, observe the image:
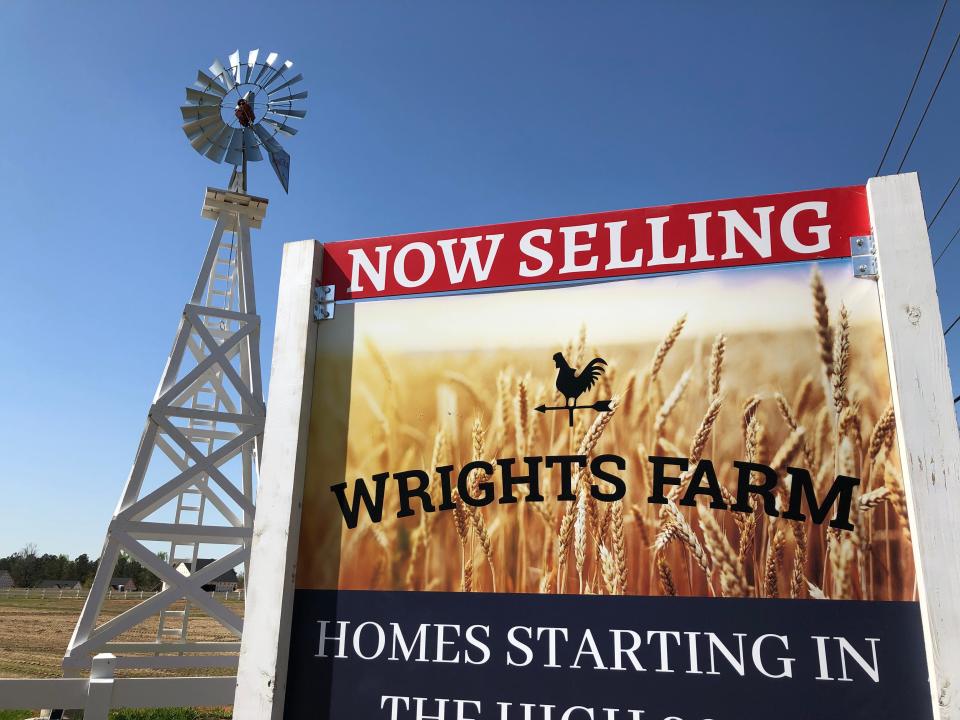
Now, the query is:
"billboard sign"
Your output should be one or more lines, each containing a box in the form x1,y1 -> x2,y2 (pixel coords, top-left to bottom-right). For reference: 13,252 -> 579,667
236,176 -> 957,720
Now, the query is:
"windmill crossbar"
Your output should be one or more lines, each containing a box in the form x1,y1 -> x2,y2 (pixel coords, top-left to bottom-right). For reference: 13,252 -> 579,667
62,188 -> 268,673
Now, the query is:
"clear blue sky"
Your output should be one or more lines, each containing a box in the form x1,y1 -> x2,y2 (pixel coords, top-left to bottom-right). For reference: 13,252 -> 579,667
2,1 -> 959,557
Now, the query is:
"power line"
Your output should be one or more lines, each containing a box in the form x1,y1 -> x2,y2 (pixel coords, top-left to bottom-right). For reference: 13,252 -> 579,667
944,310 -> 960,336
876,0 -> 949,175
897,28 -> 960,173
928,172 -> 960,228
934,223 -> 960,265
942,317 -> 959,404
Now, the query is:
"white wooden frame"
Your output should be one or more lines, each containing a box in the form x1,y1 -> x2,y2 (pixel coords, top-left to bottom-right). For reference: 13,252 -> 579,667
64,189 -> 267,672
235,175 -> 960,720
235,240 -> 323,720
869,172 -> 960,719
0,654 -> 235,719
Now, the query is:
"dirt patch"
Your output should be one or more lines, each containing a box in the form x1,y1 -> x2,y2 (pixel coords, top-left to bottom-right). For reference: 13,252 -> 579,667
0,597 -> 244,678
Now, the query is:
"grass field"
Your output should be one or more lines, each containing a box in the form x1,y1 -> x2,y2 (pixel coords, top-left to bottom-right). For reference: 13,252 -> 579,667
0,596 -> 244,679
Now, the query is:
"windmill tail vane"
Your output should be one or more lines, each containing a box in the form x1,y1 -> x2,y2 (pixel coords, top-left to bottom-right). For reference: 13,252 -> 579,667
180,49 -> 306,193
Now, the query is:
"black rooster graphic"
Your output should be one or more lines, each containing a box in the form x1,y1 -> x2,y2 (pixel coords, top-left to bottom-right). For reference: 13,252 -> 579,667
553,352 -> 607,406
535,352 -> 612,426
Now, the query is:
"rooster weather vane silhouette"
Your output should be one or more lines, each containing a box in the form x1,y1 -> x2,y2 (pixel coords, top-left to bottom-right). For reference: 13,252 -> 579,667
536,352 -> 612,427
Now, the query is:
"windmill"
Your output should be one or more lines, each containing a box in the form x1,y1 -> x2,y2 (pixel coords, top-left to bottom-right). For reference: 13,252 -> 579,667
182,49 -> 307,193
62,50 -> 305,676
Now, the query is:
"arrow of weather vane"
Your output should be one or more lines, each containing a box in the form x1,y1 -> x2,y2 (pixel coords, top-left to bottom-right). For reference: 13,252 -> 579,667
535,399 -> 613,428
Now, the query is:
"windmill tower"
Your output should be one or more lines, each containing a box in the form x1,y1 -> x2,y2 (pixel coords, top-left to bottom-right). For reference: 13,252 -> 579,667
62,50 -> 306,674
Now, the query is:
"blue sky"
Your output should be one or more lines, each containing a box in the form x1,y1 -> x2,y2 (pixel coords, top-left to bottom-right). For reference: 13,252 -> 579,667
2,1 -> 960,556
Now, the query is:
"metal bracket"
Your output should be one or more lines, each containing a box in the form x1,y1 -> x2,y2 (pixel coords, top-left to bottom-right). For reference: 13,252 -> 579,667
850,235 -> 878,279
314,285 -> 335,321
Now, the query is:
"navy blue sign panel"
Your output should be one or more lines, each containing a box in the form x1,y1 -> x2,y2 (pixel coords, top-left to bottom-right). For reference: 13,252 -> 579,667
284,590 -> 932,720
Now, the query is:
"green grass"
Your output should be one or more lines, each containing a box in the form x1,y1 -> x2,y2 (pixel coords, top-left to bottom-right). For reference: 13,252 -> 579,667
0,709 -> 231,720
110,709 -> 231,720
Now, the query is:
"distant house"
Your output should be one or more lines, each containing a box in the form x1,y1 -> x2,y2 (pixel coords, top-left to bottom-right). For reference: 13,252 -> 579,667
0,570 -> 14,589
173,559 -> 239,592
110,577 -> 137,592
38,579 -> 82,590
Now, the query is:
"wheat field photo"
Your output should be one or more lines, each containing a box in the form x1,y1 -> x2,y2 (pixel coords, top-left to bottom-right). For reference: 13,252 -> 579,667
295,259 -> 914,602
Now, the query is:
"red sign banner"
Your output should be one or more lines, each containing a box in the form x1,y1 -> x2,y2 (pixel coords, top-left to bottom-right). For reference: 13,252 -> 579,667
321,185 -> 870,301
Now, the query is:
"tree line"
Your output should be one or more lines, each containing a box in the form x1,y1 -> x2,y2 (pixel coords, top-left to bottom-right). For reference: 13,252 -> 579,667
0,544 -> 161,590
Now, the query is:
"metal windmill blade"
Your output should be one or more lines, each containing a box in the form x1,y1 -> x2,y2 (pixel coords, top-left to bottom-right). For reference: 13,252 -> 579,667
180,49 -> 307,193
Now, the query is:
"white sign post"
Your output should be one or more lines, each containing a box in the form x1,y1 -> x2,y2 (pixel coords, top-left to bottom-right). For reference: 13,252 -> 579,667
869,173 -> 960,716
235,173 -> 960,720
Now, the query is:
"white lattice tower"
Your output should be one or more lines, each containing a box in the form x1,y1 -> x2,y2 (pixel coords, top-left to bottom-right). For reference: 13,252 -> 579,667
63,187 -> 268,672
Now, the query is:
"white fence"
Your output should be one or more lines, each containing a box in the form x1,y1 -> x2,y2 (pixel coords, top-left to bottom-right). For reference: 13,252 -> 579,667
0,587 -> 245,601
0,588 -> 244,714
0,654 -> 235,718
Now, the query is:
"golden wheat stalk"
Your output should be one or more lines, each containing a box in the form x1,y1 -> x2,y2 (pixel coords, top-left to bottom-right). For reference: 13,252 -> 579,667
859,486 -> 891,512
742,395 -> 761,436
576,395 -> 621,457
611,500 -> 628,595
832,304 -> 850,414
775,392 -> 815,469
744,415 -> 762,467
539,566 -> 555,594
666,395 -> 723,503
620,370 -> 638,415
764,530 -> 786,597
770,428 -> 805,477
574,324 -> 587,368
423,430 -> 447,531
557,504 -> 574,593
830,537 -> 854,599
657,437 -> 685,457
790,520 -> 807,599
697,503 -> 750,597
653,520 -> 680,554
689,396 -> 724,465
654,367 -> 693,437
451,490 -> 471,592
460,502 -> 494,591
442,371 -> 485,409
599,544 -> 618,595
496,370 -> 512,448
405,526 -> 424,591
572,396 -> 621,550
708,333 -> 726,403
811,267 -> 834,383
662,501 -> 711,575
364,337 -> 396,399
867,402 -> 896,460
814,407 -> 831,469
806,580 -> 828,599
574,485 -> 587,592
738,508 -> 758,566
839,401 -> 863,459
656,553 -> 677,596
793,375 -> 815,420
649,314 -> 687,387
406,429 -> 449,590
883,459 -> 912,546
528,384 -> 545,455
514,376 -> 529,457
598,349 -> 614,400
